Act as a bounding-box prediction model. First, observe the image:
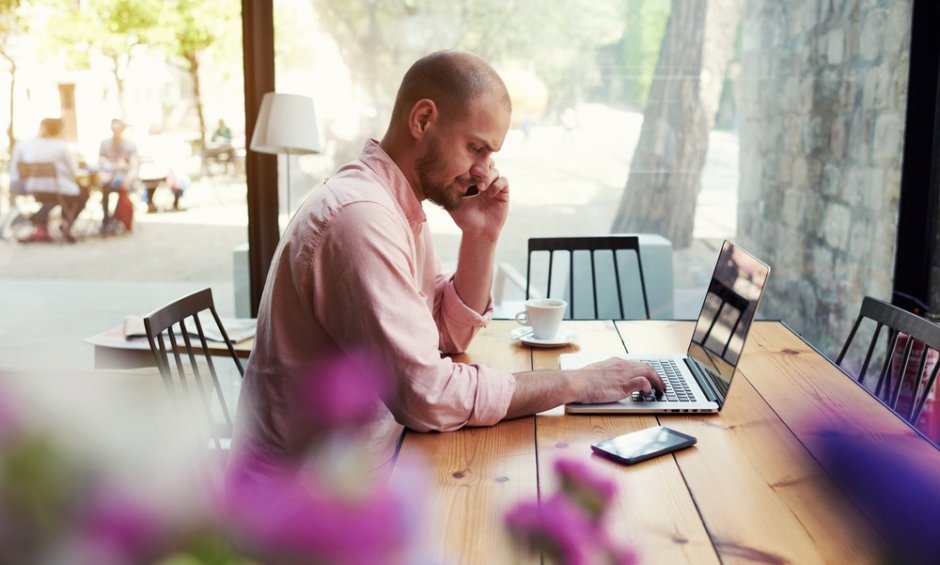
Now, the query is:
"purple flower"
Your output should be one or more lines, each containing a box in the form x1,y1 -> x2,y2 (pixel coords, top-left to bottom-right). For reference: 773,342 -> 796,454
554,458 -> 617,522
505,494 -> 635,565
75,483 -> 170,563
221,452 -> 418,564
817,429 -> 940,563
296,350 -> 390,433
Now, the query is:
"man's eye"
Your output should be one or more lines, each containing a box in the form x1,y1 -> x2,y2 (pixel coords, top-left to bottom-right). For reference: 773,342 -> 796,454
469,145 -> 481,154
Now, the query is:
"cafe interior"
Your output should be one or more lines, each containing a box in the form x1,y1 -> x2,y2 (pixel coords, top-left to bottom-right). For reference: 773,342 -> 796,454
0,1 -> 939,563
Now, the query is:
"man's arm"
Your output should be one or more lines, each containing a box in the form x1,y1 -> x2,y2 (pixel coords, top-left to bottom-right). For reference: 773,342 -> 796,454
450,163 -> 508,315
504,358 -> 666,419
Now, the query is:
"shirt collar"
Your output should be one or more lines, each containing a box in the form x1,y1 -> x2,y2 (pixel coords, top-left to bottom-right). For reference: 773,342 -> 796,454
359,139 -> 426,228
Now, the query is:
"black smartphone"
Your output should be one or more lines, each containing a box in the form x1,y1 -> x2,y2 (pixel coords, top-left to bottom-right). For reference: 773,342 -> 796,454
591,426 -> 697,465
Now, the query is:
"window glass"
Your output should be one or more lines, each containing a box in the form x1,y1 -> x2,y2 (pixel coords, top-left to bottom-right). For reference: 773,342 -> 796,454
275,0 -> 912,360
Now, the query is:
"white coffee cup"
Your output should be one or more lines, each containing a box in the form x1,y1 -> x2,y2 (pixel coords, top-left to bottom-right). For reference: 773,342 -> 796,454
515,298 -> 568,340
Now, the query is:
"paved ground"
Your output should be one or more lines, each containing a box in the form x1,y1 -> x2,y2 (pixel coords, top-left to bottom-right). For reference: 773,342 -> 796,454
0,104 -> 736,372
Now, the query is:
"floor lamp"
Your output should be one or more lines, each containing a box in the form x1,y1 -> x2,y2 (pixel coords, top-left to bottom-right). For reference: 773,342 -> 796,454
249,92 -> 321,229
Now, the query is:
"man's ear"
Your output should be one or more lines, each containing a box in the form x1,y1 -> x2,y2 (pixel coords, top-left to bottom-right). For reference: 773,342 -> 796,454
408,99 -> 437,139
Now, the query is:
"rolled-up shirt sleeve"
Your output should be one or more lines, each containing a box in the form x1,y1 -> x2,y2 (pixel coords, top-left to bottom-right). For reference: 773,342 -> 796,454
308,201 -> 515,432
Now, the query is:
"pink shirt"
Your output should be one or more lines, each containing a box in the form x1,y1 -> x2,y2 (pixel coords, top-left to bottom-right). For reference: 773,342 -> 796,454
233,140 -> 516,457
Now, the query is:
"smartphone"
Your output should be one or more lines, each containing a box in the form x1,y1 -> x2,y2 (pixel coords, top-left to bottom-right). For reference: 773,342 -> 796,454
591,426 -> 697,465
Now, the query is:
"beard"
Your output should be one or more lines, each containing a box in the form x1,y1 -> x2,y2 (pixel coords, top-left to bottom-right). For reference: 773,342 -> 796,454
415,135 -> 464,212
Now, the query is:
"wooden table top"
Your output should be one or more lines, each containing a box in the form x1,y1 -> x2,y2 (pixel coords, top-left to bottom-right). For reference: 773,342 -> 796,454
387,319 -> 940,564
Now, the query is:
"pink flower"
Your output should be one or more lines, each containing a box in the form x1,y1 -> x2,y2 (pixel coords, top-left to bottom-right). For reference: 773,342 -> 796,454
506,494 -> 635,565
296,350 -> 390,433
554,458 -> 617,522
76,483 -> 170,563
221,452 -> 418,564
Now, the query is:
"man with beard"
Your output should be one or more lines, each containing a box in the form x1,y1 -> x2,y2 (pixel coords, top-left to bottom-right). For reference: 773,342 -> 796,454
234,51 -> 662,459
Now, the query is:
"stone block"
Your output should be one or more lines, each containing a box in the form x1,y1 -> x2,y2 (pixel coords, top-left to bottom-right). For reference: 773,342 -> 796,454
829,118 -> 846,159
821,163 -> 841,198
859,8 -> 886,61
827,28 -> 845,65
871,113 -> 902,163
823,202 -> 851,249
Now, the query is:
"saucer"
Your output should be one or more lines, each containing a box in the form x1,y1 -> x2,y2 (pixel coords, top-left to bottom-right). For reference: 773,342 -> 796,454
511,326 -> 580,348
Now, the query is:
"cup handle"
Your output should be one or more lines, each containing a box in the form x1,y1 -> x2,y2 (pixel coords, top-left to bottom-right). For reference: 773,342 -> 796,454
515,311 -> 529,325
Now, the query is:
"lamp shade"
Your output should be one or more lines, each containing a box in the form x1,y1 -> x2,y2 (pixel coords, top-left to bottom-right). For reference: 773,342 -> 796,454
250,92 -> 322,155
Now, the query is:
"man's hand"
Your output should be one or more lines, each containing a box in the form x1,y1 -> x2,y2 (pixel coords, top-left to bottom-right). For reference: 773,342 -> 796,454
573,357 -> 665,404
504,358 -> 665,420
449,160 -> 509,242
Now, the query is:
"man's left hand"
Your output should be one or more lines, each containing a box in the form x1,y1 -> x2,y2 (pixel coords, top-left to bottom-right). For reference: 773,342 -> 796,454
449,161 -> 509,241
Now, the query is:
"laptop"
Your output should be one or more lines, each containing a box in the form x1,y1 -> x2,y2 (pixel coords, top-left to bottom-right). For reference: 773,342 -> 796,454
563,239 -> 770,414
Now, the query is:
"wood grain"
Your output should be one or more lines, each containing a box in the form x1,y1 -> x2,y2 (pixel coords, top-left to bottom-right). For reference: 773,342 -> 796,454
618,320 -> 880,563
394,320 -> 537,564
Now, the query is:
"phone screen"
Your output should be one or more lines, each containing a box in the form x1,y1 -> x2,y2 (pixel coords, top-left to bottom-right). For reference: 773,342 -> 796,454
591,426 -> 697,465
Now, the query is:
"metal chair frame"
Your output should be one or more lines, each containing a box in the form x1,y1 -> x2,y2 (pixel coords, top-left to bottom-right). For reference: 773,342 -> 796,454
525,236 -> 651,320
836,296 -> 940,425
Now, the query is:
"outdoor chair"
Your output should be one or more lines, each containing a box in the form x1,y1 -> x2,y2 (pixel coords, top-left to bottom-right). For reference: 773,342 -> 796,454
14,161 -> 89,240
836,296 -> 940,429
143,288 -> 244,453
525,235 -> 651,320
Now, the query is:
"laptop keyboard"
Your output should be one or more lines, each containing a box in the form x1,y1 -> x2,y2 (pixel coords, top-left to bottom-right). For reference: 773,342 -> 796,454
631,359 -> 694,403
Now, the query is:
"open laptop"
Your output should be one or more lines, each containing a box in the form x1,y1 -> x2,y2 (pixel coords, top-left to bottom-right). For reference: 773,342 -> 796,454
563,239 -> 770,414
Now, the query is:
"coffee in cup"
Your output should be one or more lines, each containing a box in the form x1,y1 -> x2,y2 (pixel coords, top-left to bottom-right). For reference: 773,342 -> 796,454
515,298 -> 568,340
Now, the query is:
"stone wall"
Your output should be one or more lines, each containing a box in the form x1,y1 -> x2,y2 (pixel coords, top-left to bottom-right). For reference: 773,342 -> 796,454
738,0 -> 912,353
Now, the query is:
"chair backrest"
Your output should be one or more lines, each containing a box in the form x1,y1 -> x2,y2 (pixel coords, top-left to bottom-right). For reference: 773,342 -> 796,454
526,236 -> 650,320
836,296 -> 940,427
143,288 -> 244,450
17,161 -> 57,179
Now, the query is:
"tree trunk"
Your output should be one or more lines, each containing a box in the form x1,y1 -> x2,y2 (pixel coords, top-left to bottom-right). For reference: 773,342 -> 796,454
189,53 -> 207,150
610,0 -> 742,248
1,49 -> 15,151
110,54 -> 127,120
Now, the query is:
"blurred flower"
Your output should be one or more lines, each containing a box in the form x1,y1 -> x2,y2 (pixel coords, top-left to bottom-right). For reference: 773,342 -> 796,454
506,458 -> 635,565
817,429 -> 940,564
295,349 -> 390,435
554,459 -> 617,523
221,450 -> 421,565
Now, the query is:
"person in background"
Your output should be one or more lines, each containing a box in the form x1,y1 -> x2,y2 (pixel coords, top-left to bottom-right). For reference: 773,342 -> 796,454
98,118 -> 139,233
8,117 -> 84,243
233,50 -> 663,465
211,118 -> 233,144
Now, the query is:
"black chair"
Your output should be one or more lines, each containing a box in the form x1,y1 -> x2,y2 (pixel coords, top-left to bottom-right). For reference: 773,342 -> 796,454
143,288 -> 244,451
525,236 -> 650,320
836,296 -> 940,427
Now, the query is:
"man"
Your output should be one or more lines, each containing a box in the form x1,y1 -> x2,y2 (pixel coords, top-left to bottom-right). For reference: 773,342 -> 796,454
233,51 -> 662,459
98,118 -> 139,232
8,117 -> 84,243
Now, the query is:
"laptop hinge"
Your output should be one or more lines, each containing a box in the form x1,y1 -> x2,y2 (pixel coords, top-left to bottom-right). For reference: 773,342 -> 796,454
685,358 -> 720,403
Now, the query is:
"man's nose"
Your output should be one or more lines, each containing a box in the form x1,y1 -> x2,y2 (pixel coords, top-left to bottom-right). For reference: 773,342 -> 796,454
470,158 -> 490,182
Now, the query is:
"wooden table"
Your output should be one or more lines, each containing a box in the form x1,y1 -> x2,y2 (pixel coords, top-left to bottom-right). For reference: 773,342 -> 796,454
388,319 -> 940,564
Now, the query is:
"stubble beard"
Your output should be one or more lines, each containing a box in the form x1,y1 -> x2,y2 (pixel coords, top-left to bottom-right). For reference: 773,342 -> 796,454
415,136 -> 463,212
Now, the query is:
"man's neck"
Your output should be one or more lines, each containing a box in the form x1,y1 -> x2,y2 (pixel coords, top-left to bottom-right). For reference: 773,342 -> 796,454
379,134 -> 424,203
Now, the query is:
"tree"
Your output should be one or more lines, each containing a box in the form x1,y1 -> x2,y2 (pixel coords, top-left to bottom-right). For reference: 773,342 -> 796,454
49,0 -> 164,119
308,0 -> 624,127
0,0 -> 23,152
610,0 -> 742,248
160,0 -> 239,150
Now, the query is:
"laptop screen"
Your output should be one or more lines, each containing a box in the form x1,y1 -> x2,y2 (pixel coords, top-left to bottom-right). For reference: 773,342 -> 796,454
686,240 -> 771,405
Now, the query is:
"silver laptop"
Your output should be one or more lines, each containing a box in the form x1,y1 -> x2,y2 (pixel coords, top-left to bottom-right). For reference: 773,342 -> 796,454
563,240 -> 770,414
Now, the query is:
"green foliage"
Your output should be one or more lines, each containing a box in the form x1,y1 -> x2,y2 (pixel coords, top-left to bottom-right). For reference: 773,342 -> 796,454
617,0 -> 670,109
309,0 -> 625,119
162,0 -> 240,68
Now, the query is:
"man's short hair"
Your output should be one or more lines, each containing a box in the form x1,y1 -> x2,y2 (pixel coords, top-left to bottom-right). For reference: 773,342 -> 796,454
390,50 -> 511,127
40,117 -> 64,137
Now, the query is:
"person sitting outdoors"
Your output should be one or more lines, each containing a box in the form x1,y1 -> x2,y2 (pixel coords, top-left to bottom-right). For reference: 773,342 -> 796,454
8,117 -> 85,243
232,50 -> 663,465
206,118 -> 235,171
98,118 -> 139,234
